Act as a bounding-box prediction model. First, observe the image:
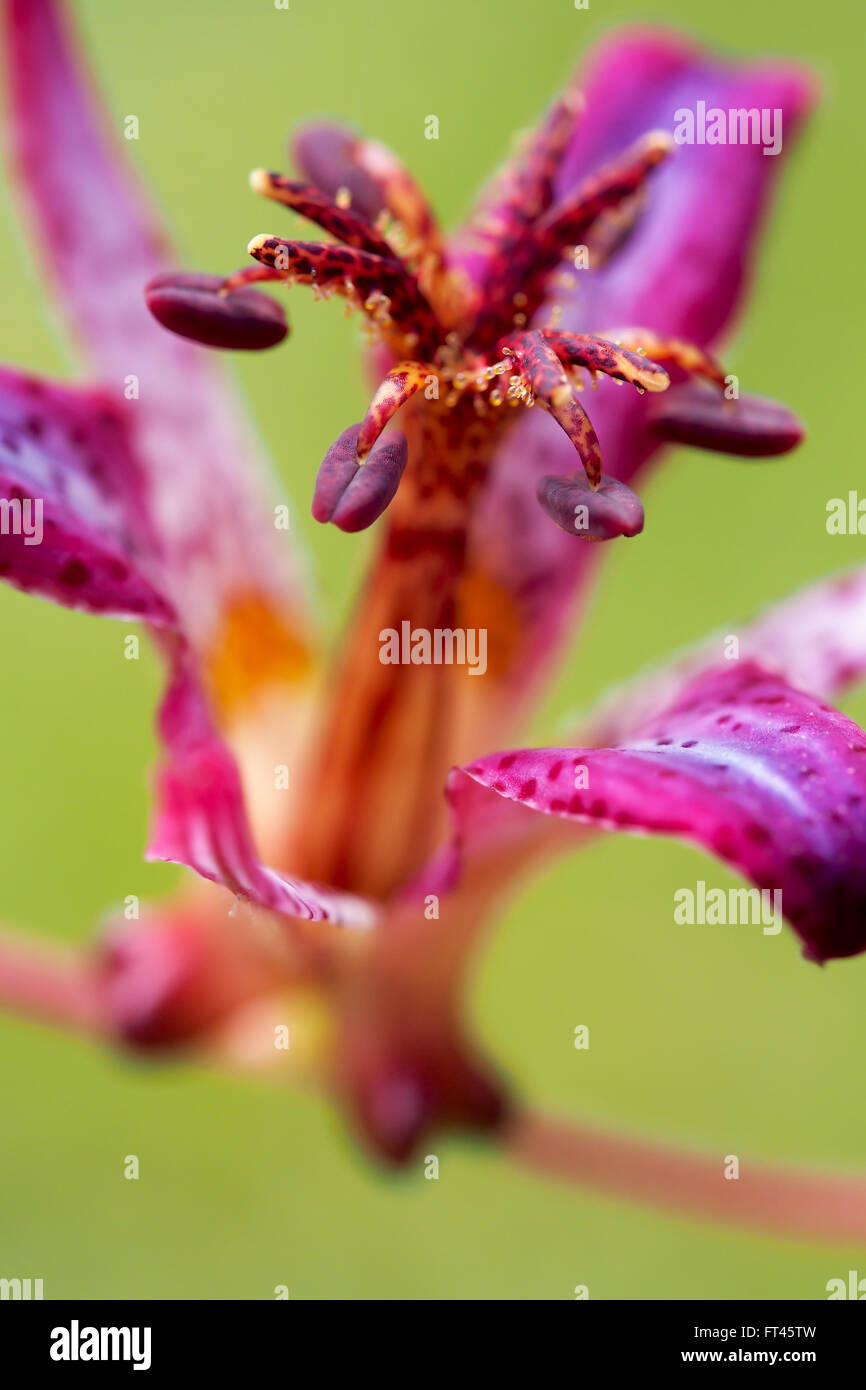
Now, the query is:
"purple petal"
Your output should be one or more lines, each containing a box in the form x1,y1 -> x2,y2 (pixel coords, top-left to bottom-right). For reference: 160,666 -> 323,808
0,367 -> 174,622
148,653 -> 376,930
446,662 -> 866,964
648,384 -> 804,456
537,472 -> 644,539
3,0 -> 311,651
145,272 -> 288,351
312,425 -> 408,532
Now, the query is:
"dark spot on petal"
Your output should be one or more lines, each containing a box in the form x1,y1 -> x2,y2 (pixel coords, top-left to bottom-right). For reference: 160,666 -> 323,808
58,558 -> 90,588
745,823 -> 772,845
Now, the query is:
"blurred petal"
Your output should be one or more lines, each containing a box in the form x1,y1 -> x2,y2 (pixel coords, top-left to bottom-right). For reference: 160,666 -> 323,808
3,0 -> 313,689
0,367 -> 174,622
149,651 -> 376,930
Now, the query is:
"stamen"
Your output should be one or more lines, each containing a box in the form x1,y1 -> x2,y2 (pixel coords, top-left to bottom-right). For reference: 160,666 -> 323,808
350,139 -> 443,262
648,384 -> 805,456
457,88 -> 584,284
312,424 -> 408,532
249,170 -> 396,260
537,471 -> 645,540
144,271 -> 288,350
500,330 -> 603,487
357,363 -> 429,460
219,265 -> 287,293
246,235 -> 439,351
471,131 -> 673,343
601,328 -> 726,388
535,132 -> 673,252
544,331 -> 670,393
497,89 -> 586,229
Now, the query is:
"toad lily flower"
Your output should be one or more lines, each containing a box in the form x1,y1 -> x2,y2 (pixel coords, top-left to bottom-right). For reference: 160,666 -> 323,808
4,0 -> 866,1242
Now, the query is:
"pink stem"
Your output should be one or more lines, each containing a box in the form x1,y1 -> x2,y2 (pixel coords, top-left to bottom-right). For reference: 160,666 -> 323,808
0,929 -> 106,1035
508,1109 -> 866,1244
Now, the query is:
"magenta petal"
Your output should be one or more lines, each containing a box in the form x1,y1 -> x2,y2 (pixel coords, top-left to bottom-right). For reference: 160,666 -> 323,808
537,472 -> 644,539
312,425 -> 408,532
3,0 -> 309,644
148,654 -> 376,929
0,368 -> 174,622
447,662 -> 866,964
145,273 -> 288,351
649,385 -> 804,456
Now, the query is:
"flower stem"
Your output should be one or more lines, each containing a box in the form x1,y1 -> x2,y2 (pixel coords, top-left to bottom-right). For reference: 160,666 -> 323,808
0,930 -> 105,1035
508,1109 -> 866,1244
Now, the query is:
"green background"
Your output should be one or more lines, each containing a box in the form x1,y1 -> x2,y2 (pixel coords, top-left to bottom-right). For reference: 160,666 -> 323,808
0,0 -> 864,1299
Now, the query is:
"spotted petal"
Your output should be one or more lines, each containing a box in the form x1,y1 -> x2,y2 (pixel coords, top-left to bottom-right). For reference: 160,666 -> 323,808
0,367 -> 174,623
148,651 -> 376,929
3,0 -> 312,688
445,662 -> 866,963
